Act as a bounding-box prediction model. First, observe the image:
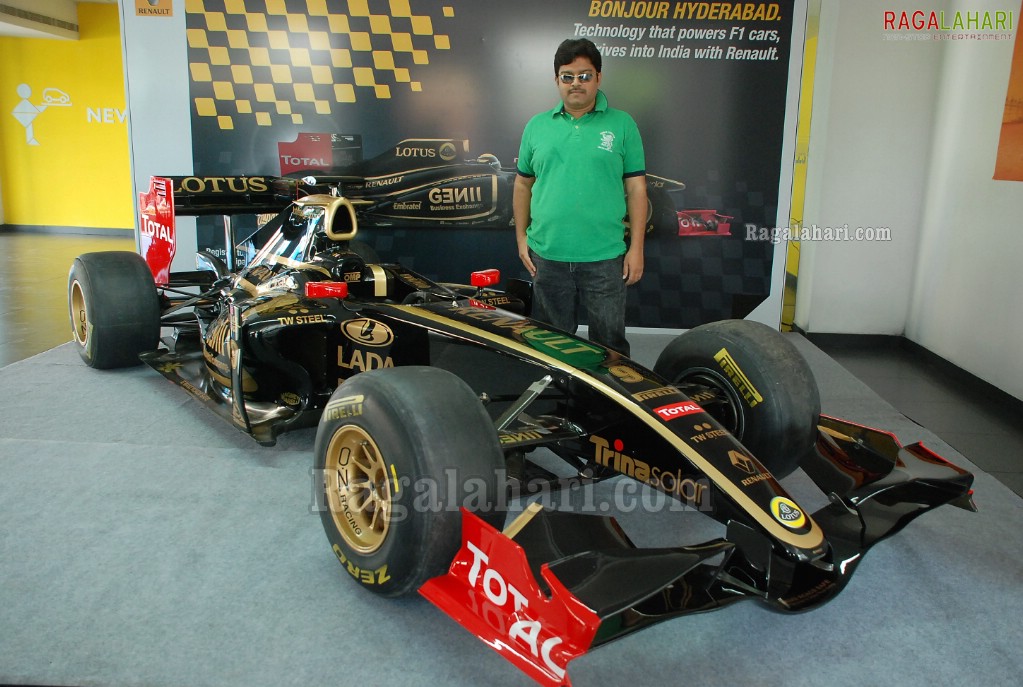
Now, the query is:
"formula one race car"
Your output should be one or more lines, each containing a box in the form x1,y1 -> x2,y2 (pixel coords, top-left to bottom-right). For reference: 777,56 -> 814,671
676,209 -> 735,237
69,176 -> 975,687
276,133 -> 685,232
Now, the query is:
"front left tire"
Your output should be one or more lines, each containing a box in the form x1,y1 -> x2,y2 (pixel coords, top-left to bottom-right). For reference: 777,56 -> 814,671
315,366 -> 506,597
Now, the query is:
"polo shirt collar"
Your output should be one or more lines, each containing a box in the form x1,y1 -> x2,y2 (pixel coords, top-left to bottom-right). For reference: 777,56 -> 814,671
551,89 -> 608,117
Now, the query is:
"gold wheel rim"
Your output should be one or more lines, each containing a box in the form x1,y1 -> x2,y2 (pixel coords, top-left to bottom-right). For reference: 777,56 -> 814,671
70,279 -> 89,346
324,425 -> 391,554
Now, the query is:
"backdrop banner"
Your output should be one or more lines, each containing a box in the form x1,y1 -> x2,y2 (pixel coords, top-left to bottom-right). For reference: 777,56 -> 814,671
181,0 -> 800,329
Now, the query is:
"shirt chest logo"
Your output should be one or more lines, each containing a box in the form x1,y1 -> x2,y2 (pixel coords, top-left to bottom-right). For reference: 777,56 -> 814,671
598,131 -> 615,153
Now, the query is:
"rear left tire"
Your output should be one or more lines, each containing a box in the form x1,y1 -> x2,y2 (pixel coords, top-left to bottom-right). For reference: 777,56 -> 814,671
67,251 -> 161,369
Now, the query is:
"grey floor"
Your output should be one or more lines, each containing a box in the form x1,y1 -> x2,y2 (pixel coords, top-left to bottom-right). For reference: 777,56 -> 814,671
2,231 -> 1022,687
811,339 -> 1023,499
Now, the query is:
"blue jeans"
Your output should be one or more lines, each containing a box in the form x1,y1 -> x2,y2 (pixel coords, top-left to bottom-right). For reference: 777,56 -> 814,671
530,251 -> 629,356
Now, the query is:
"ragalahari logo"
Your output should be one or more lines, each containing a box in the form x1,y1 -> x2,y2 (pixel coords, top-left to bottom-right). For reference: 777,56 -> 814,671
882,8 -> 1015,32
11,84 -> 71,146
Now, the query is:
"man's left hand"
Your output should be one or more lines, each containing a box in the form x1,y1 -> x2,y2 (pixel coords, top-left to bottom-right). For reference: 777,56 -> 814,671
623,248 -> 644,285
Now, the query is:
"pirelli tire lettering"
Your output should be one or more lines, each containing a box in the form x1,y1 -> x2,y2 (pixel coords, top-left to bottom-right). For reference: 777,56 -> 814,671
653,320 -> 821,479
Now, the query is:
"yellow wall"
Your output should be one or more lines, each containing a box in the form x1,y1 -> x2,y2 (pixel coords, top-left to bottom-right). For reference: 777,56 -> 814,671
0,3 -> 133,230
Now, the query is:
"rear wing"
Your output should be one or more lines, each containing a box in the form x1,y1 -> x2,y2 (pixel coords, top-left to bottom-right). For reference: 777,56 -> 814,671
141,175 -> 292,217
138,175 -> 298,284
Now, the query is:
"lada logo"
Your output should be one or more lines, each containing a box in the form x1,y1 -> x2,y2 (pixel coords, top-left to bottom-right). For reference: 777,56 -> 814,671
341,318 -> 394,347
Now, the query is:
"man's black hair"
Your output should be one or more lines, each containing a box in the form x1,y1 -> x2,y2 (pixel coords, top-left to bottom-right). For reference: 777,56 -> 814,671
554,38 -> 602,75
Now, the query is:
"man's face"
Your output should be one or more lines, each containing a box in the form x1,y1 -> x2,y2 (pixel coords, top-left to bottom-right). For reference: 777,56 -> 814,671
556,56 -> 601,114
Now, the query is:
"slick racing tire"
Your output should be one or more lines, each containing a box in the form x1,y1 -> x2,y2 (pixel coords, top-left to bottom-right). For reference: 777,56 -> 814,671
646,187 -> 678,235
653,320 -> 820,478
315,366 -> 506,597
68,251 -> 161,369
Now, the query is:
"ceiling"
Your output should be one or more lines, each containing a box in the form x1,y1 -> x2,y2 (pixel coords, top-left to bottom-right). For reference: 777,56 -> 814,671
0,0 -> 117,40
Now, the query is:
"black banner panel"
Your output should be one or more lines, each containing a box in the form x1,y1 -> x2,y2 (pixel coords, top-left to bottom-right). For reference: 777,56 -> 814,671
186,0 -> 796,328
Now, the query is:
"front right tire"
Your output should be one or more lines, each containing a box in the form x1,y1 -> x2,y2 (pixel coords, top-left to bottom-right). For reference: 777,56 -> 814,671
654,320 -> 820,478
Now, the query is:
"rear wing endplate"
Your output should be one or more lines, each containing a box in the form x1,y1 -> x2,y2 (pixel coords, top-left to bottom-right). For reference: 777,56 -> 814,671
138,175 -> 297,284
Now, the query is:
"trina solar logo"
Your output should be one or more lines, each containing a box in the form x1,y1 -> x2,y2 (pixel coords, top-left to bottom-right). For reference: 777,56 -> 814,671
589,436 -> 708,503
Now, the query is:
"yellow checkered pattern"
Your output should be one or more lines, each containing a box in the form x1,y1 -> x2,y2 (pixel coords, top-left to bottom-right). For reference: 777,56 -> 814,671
185,0 -> 456,130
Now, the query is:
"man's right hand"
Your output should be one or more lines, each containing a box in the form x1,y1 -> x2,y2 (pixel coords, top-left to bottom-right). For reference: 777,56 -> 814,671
517,238 -> 536,277
513,174 -> 537,277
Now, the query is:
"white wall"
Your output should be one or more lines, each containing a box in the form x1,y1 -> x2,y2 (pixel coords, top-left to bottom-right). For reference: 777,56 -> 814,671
797,0 -> 947,336
908,0 -> 1023,399
797,0 -> 1023,400
119,2 -> 196,265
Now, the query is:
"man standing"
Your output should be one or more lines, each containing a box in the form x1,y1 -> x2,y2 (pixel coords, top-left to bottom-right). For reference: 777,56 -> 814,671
514,38 -> 647,356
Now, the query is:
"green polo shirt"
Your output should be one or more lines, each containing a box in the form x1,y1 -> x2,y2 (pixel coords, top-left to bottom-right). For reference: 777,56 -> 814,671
517,90 -> 645,262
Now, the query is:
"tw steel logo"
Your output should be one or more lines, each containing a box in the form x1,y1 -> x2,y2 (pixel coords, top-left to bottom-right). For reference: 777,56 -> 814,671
174,176 -> 269,194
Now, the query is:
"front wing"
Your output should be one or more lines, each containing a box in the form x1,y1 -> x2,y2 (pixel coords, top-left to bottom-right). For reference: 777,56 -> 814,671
420,415 -> 975,686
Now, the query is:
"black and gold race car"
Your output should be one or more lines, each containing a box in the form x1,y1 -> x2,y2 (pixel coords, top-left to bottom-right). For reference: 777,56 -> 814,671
67,177 -> 975,687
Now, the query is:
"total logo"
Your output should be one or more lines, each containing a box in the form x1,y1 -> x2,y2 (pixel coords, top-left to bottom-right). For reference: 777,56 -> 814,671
465,541 -> 568,679
653,400 -> 703,421
770,496 -> 806,530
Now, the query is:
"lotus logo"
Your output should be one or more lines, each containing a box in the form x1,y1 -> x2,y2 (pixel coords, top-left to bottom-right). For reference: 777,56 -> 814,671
341,318 -> 394,347
439,142 -> 458,161
770,497 -> 807,530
